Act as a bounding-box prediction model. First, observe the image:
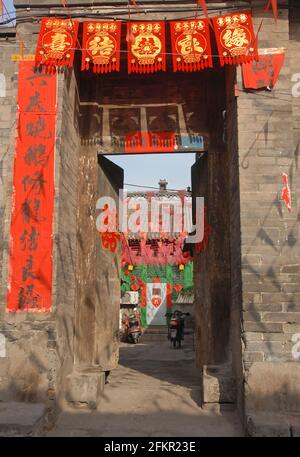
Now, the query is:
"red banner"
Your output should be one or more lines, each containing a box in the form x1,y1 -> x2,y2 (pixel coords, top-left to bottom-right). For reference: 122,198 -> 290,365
213,11 -> 258,66
170,19 -> 212,72
242,52 -> 285,89
81,21 -> 121,73
127,22 -> 166,74
7,61 -> 56,312
35,17 -> 79,69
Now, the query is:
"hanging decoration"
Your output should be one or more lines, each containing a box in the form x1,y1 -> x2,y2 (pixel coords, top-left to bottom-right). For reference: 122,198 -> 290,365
197,0 -> 212,26
127,21 -> 166,74
7,61 -> 56,312
99,231 -> 121,253
170,19 -> 213,72
213,11 -> 258,66
265,0 -> 278,22
281,173 -> 292,212
35,17 -> 79,69
242,48 -> 285,90
174,283 -> 183,294
81,21 -> 121,73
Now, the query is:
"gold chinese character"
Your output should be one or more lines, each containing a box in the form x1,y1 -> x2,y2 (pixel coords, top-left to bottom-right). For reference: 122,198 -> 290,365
47,32 -> 71,52
177,35 -> 204,56
222,27 -> 249,48
89,35 -> 115,57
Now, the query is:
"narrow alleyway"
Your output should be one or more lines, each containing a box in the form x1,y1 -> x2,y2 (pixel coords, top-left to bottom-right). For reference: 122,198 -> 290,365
47,338 -> 243,437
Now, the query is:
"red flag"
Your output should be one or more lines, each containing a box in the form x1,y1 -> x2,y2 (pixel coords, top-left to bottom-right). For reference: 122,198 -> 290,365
242,52 -> 285,89
127,22 -> 166,74
282,173 -> 292,212
170,19 -> 213,72
35,17 -> 79,69
213,11 -> 258,66
0,1 -> 3,17
81,21 -> 121,73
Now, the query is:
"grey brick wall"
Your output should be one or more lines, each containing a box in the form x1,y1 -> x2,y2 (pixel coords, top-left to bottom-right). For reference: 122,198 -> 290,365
236,4 -> 300,415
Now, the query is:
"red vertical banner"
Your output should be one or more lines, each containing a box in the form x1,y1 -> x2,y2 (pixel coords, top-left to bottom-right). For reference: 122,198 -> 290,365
127,22 -> 166,74
7,61 -> 56,312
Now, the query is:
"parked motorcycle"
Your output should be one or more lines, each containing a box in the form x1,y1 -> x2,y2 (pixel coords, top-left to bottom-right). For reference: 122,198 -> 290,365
125,313 -> 142,344
166,310 -> 190,348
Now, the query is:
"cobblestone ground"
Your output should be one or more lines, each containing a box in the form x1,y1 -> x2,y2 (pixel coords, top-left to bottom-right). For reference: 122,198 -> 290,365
47,340 -> 243,437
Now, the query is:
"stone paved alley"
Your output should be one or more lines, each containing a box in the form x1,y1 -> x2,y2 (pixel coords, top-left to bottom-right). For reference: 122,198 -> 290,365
47,340 -> 243,437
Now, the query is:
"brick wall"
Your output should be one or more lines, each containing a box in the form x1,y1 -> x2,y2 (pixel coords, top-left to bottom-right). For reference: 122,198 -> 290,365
237,3 -> 300,417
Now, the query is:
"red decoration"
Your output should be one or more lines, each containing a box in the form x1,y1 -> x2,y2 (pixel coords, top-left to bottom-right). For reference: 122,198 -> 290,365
131,282 -> 140,291
242,52 -> 285,90
141,283 -> 147,308
124,270 -> 129,276
130,275 -> 136,281
213,11 -> 258,66
151,297 -> 162,308
282,173 -> 292,212
7,61 -> 56,312
174,284 -> 183,294
81,21 -> 121,73
197,1 -> 211,25
170,19 -> 212,72
127,22 -> 166,74
35,17 -> 79,69
265,0 -> 278,22
99,231 -> 121,253
167,283 -> 172,309
125,132 -> 176,153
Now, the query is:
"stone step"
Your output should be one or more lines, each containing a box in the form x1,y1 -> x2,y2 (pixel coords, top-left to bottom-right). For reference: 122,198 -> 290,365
0,402 -> 45,437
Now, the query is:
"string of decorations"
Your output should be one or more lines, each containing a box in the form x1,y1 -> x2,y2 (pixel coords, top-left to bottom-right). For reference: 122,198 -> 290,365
35,12 -> 258,73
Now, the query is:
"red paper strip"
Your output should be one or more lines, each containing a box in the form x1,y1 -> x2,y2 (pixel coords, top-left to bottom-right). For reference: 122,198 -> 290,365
127,22 -> 166,74
170,19 -> 213,72
282,173 -> 292,212
7,61 -> 56,312
35,17 -> 79,69
242,53 -> 285,89
265,0 -> 278,22
213,11 -> 258,66
81,21 -> 121,73
197,0 -> 212,26
125,132 -> 176,153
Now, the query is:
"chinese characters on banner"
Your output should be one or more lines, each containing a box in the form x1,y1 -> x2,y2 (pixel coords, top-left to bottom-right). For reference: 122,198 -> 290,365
242,51 -> 285,89
170,19 -> 212,72
81,21 -> 121,73
35,17 -> 79,69
213,12 -> 258,66
127,22 -> 166,74
7,61 -> 56,312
